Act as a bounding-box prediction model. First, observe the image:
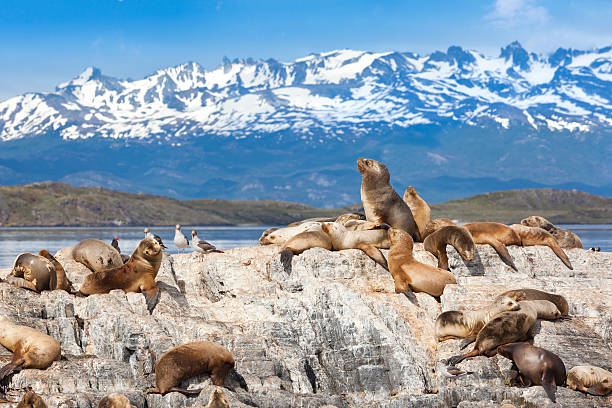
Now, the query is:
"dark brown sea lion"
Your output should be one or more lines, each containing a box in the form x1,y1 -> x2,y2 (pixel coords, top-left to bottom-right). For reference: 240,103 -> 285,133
97,393 -> 135,408
422,218 -> 457,240
498,342 -> 567,403
0,316 -> 61,380
509,224 -> 573,269
38,250 -> 73,292
79,238 -> 162,313
567,365 -> 612,396
358,158 -> 420,241
501,288 -> 569,316
16,391 -> 47,408
424,225 -> 475,270
71,238 -> 124,273
8,253 -> 54,292
388,228 -> 456,297
520,216 -> 583,249
321,222 -> 389,269
148,341 -> 239,395
463,222 -> 520,271
402,186 -> 431,240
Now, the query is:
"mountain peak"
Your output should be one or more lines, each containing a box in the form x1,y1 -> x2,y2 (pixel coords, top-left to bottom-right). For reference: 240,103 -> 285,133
500,41 -> 530,70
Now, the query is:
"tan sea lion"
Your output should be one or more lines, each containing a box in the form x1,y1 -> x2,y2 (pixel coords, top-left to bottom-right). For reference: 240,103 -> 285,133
334,213 -> 366,225
259,221 -> 322,245
72,238 -> 124,273
16,391 -> 47,408
520,216 -> 583,249
387,228 -> 456,297
279,228 -> 332,269
501,288 -> 569,316
567,365 -> 612,396
463,222 -> 520,271
8,253 -> 54,292
148,341 -> 238,395
321,222 -> 389,268
509,224 -> 573,269
402,186 -> 431,239
38,250 -> 73,292
0,316 -> 61,380
435,295 -> 521,342
204,388 -> 230,408
422,218 -> 457,240
357,158 -> 420,241
285,216 -> 339,227
498,342 -> 567,403
97,393 -> 135,408
424,226 -> 475,270
79,238 -> 162,313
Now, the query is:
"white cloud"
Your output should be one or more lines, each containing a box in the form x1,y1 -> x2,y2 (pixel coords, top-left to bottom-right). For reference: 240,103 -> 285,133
487,0 -> 550,27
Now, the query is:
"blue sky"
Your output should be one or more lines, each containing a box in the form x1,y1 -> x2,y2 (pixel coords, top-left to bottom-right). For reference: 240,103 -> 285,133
1,0 -> 612,101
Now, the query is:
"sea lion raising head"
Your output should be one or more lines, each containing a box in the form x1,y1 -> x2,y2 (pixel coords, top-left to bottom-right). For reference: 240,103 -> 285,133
71,238 -> 124,273
402,186 -> 431,240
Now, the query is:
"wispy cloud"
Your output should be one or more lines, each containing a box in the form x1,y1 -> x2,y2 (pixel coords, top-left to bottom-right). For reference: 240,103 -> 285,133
486,0 -> 550,27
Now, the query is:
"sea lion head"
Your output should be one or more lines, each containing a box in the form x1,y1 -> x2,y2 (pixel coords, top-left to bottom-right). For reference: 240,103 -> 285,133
389,227 -> 413,249
406,186 -> 417,197
497,295 -> 521,312
496,342 -> 520,359
138,238 -> 162,260
259,227 -> 280,244
18,391 -> 47,408
321,222 -> 343,237
357,158 -> 390,183
207,387 -> 229,408
335,213 -> 364,225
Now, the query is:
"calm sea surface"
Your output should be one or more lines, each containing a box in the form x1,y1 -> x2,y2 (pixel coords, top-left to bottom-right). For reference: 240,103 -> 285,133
0,224 -> 610,269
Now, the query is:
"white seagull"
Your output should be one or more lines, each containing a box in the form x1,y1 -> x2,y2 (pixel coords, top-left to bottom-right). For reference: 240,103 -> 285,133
174,224 -> 190,253
191,230 -> 222,259
144,227 -> 167,249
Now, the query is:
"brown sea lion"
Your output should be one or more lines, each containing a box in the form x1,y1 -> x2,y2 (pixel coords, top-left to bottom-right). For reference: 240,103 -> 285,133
402,186 -> 431,240
259,221 -> 322,245
520,216 -> 583,249
79,238 -> 162,313
204,388 -> 230,408
148,341 -> 238,395
9,253 -> 54,292
285,216 -> 339,228
97,393 -> 135,408
463,222 -> 520,271
498,342 -> 567,403
0,316 -> 61,380
501,288 -> 569,316
435,295 -> 521,342
509,224 -> 573,269
387,228 -> 456,297
16,391 -> 47,408
334,213 -> 366,225
279,228 -> 332,269
357,158 -> 420,241
72,238 -> 124,273
38,250 -> 74,292
422,218 -> 457,240
321,222 -> 389,268
424,225 -> 475,270
567,365 -> 612,396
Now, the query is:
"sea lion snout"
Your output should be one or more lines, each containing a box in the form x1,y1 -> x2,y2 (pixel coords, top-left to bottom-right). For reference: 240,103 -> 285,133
357,157 -> 369,173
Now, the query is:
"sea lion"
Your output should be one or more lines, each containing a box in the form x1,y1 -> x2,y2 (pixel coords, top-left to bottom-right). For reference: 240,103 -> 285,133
38,250 -> 73,292
387,228 -> 456,297
520,216 -> 583,249
566,365 -> 612,396
357,158 -> 420,241
498,342 -> 567,403
463,222 -> 520,271
500,288 -> 569,316
259,221 -> 322,245
98,393 -> 135,408
79,238 -> 162,313
279,228 -> 332,269
204,388 -> 230,408
334,213 -> 366,225
0,316 -> 61,380
424,226 -> 475,270
422,218 -> 457,240
435,295 -> 522,342
72,239 -> 124,273
509,224 -> 573,269
16,391 -> 47,408
286,216 -> 342,227
148,341 -> 238,395
402,186 -> 431,240
8,253 -> 54,292
321,222 -> 389,268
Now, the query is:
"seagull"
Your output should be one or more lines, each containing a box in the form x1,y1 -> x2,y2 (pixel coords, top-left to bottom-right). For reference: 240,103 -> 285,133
144,227 -> 167,249
191,230 -> 223,258
174,224 -> 190,253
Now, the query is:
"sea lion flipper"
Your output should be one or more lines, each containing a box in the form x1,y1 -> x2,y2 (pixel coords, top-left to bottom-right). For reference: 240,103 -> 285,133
487,239 -> 517,271
4,276 -> 38,292
357,244 -> 388,269
142,287 -> 160,314
586,382 -> 612,396
540,370 -> 557,403
548,242 -> 573,270
279,249 -> 294,271
168,387 -> 202,395
0,358 -> 25,380
459,336 -> 476,350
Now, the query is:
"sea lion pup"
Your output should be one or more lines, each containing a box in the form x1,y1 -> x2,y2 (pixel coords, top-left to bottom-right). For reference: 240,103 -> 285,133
509,224 -> 573,269
402,186 -> 431,240
279,228 -> 332,269
567,366 -> 612,396
500,288 -> 569,316
498,342 -> 567,403
148,341 -> 239,395
0,316 -> 61,380
520,215 -> 583,249
79,238 -> 162,313
357,158 -> 420,241
8,253 -> 54,292
204,388 -> 230,408
435,295 -> 521,342
387,228 -> 456,297
259,221 -> 322,246
463,222 -> 520,271
424,226 -> 475,270
16,391 -> 47,408
97,393 -> 135,408
422,218 -> 457,240
38,250 -> 74,292
72,238 -> 124,273
321,222 -> 389,269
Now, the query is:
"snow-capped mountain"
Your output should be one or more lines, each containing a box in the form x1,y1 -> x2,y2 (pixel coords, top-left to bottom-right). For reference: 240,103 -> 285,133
0,42 -> 611,206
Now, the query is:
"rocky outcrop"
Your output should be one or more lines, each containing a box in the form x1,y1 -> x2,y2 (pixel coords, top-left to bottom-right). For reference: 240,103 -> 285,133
0,243 -> 610,407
